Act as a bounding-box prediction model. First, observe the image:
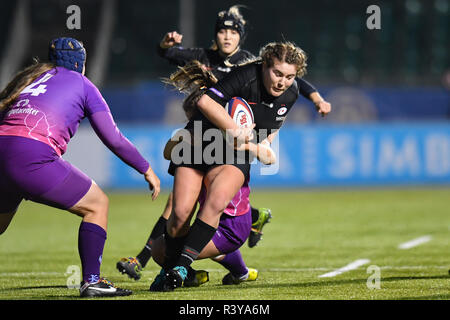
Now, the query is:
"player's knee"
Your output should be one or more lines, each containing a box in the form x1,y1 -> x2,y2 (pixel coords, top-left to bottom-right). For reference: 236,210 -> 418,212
70,184 -> 109,218
168,213 -> 188,233
172,203 -> 193,221
92,191 -> 109,216
205,192 -> 229,215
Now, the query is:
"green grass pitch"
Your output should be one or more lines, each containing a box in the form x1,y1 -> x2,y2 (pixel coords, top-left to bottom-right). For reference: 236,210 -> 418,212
0,188 -> 449,300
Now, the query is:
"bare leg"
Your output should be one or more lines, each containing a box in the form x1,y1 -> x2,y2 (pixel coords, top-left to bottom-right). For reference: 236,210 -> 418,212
167,167 -> 204,237
69,181 -> 109,231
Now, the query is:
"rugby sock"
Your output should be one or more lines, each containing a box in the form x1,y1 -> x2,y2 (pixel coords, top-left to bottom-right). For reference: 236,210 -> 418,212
136,216 -> 167,267
78,222 -> 107,283
251,207 -> 259,224
217,249 -> 248,277
176,218 -> 217,269
163,227 -> 187,270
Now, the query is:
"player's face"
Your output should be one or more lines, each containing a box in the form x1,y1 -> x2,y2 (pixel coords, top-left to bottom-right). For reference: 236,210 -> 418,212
262,58 -> 297,97
216,29 -> 240,56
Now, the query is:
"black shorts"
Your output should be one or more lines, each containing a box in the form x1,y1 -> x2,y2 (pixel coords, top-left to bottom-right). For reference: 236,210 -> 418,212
168,160 -> 250,178
167,140 -> 251,178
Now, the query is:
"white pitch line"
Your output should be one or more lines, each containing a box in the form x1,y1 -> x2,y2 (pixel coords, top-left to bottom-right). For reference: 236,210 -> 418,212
318,259 -> 371,278
398,235 -> 432,250
1,265 -> 449,278
0,271 -> 62,277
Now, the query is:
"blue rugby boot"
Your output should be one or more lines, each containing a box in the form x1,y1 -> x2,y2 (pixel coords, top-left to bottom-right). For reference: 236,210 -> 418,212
163,266 -> 188,291
149,268 -> 167,292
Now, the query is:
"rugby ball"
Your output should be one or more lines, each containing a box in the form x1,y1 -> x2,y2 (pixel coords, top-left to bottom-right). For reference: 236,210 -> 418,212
225,97 -> 254,128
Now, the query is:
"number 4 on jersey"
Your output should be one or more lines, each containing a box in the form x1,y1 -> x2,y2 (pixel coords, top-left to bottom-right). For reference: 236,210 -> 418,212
21,73 -> 54,96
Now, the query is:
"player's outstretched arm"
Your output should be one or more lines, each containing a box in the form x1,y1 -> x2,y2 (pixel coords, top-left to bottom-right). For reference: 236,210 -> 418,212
309,91 -> 331,117
296,78 -> 331,117
144,166 -> 160,201
160,31 -> 183,49
88,111 -> 160,200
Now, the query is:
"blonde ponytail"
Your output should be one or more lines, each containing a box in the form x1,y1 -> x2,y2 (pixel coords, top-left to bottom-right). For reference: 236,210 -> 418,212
163,60 -> 218,120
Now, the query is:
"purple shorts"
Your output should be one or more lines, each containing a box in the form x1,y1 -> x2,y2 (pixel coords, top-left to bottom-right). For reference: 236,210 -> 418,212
212,207 -> 252,254
0,136 -> 92,212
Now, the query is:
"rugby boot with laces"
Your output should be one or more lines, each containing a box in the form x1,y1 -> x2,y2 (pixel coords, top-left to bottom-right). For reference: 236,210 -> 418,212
222,268 -> 258,285
163,266 -> 188,291
116,256 -> 142,281
149,268 -> 167,292
248,208 -> 272,248
183,266 -> 209,287
80,277 -> 132,297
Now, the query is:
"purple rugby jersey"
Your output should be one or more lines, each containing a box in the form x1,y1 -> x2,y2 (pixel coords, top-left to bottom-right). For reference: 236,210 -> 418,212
0,67 -> 149,174
198,177 -> 251,217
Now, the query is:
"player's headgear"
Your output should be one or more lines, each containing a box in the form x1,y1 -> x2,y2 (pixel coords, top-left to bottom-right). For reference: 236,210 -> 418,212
214,9 -> 246,43
48,37 -> 86,73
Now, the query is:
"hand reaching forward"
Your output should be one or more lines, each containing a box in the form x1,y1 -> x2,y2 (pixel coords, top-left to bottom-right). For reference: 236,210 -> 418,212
144,166 -> 160,201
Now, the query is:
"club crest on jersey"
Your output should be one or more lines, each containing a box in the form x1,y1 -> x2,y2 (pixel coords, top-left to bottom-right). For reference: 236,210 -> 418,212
225,97 -> 254,127
277,107 -> 287,116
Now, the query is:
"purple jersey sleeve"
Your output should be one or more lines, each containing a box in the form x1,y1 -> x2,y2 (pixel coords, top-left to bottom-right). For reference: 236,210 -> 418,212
81,76 -> 149,174
82,76 -> 110,115
88,111 -> 150,175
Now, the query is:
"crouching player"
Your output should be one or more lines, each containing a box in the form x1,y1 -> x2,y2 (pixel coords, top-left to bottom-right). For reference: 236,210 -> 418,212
147,179 -> 258,290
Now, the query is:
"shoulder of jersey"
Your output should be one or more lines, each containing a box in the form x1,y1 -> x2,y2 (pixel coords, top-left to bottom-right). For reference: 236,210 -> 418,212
286,79 -> 300,98
241,50 -> 256,59
231,62 -> 258,83
226,97 -> 254,128
232,49 -> 255,62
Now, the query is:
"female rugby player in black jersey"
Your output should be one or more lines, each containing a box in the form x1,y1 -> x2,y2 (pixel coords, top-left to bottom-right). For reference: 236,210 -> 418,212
117,6 -> 268,281
151,41 -> 331,291
117,5 -> 331,283
157,5 -> 253,80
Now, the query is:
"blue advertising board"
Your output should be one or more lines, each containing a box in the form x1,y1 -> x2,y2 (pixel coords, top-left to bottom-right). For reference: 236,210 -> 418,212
106,123 -> 450,189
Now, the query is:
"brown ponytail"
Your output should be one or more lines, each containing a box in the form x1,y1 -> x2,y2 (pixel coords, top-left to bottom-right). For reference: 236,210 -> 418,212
163,60 -> 218,120
0,59 -> 56,112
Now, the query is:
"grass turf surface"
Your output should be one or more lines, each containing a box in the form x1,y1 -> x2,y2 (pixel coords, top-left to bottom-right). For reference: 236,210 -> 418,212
0,188 -> 449,300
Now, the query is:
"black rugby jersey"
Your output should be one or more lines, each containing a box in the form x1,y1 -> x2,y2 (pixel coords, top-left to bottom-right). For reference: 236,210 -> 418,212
157,45 -> 254,80
157,45 -> 317,98
204,62 -> 299,142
